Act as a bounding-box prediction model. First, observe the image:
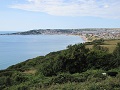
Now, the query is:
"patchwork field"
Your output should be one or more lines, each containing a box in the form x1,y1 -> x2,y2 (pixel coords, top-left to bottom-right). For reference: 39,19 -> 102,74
86,39 -> 120,53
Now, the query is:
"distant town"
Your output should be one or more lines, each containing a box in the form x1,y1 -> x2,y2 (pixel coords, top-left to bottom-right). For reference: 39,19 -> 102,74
1,28 -> 120,41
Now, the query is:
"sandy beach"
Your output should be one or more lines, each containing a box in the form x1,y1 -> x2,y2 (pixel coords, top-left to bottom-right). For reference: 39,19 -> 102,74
79,35 -> 89,42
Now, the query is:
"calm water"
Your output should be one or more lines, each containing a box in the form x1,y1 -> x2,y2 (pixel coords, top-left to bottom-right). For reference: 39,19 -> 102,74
0,34 -> 84,70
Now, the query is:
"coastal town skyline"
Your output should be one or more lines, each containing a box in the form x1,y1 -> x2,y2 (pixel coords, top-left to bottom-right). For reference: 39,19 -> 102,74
0,0 -> 120,31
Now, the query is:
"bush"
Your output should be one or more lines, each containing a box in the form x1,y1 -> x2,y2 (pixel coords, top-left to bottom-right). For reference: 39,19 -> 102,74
51,73 -> 86,84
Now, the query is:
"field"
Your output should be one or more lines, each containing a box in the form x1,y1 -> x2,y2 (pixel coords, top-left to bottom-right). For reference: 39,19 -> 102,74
86,39 -> 120,53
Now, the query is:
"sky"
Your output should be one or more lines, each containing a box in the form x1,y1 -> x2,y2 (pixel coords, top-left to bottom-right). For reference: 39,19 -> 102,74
0,0 -> 120,31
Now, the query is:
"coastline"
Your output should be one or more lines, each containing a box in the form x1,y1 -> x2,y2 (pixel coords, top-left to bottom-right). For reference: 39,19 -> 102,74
79,35 -> 89,42
0,34 -> 82,70
63,34 -> 89,42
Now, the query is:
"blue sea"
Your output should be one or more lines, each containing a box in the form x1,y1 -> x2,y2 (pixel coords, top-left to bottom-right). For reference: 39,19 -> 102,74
0,32 -> 85,70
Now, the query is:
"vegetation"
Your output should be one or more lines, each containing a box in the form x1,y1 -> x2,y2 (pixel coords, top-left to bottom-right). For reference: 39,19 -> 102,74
0,39 -> 120,90
86,39 -> 120,53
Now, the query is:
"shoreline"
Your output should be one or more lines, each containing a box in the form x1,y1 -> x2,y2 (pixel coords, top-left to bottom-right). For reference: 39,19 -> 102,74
62,34 -> 89,42
0,34 -> 83,70
79,35 -> 89,42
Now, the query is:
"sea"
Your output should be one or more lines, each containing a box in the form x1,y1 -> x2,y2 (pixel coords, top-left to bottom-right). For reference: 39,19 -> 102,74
0,31 -> 85,70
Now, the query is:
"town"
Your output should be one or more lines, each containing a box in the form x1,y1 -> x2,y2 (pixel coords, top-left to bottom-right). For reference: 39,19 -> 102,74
1,28 -> 120,41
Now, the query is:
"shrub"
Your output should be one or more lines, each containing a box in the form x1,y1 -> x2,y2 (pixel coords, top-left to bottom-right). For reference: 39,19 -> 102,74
51,73 -> 86,84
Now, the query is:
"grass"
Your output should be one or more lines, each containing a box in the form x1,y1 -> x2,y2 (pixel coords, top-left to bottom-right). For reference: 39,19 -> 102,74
100,45 -> 116,53
86,45 -> 93,49
23,69 -> 36,74
86,39 -> 120,53
104,39 -> 120,45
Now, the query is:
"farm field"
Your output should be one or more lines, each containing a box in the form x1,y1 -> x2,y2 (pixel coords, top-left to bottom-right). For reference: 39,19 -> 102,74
86,39 -> 120,53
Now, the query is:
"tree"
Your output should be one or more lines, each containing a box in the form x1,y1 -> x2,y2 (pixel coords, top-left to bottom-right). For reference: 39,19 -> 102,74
112,43 -> 120,67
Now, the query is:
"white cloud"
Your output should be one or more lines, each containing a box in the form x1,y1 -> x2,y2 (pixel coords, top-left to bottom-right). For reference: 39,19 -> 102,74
10,0 -> 120,18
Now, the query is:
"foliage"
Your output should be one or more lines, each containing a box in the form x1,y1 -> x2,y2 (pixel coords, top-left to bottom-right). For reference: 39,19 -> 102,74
92,39 -> 104,45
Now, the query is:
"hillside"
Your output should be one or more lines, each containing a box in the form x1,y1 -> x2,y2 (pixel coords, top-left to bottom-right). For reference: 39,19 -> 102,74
0,39 -> 120,90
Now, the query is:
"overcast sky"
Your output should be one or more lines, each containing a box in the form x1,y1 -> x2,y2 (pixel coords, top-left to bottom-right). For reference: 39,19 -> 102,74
0,0 -> 120,31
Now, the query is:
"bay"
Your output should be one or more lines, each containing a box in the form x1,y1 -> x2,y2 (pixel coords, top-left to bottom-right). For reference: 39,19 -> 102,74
0,34 -> 84,70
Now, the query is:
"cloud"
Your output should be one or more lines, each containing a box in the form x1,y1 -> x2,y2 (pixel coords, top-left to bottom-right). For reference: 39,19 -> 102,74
10,0 -> 120,18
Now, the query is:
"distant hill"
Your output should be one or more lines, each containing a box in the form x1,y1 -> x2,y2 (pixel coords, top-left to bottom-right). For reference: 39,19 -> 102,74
1,28 -> 120,41
1,28 -> 120,35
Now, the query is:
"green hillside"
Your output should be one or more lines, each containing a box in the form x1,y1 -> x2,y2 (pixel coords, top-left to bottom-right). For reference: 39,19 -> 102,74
0,40 -> 120,90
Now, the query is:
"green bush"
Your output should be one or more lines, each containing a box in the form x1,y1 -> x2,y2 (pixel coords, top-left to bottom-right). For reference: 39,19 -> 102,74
50,73 -> 86,84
